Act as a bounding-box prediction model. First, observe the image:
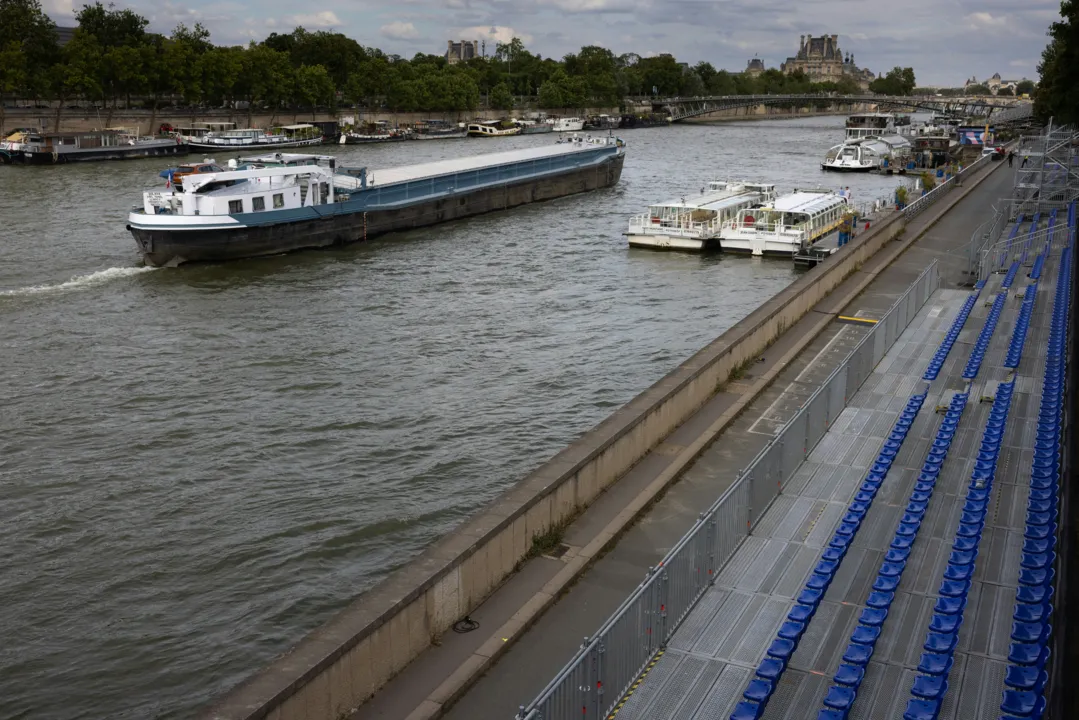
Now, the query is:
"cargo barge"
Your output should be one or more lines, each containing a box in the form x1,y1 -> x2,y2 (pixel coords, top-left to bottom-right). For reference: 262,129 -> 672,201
0,128 -> 188,164
127,134 -> 626,266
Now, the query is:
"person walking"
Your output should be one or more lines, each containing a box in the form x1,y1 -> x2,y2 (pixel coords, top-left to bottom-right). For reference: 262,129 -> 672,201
1008,151 -> 1015,167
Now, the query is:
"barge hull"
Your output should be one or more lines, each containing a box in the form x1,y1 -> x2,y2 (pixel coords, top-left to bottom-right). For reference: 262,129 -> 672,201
4,143 -> 189,164
130,153 -> 624,266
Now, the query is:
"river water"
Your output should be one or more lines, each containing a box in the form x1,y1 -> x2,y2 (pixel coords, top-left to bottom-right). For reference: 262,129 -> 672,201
0,116 -> 908,719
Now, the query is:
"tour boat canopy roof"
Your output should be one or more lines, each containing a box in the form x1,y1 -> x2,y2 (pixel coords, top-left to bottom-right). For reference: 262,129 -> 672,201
651,181 -> 773,210
770,191 -> 847,215
279,124 -> 316,130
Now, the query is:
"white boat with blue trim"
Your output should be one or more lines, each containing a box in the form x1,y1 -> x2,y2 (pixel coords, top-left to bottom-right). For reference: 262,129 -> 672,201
128,136 -> 626,266
625,181 -> 778,251
718,190 -> 851,256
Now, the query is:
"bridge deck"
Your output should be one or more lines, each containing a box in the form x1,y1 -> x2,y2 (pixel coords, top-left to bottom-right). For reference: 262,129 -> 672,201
612,224 -> 1061,719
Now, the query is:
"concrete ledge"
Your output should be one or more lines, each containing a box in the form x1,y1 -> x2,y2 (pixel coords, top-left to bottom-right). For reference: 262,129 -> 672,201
203,162 -> 1004,720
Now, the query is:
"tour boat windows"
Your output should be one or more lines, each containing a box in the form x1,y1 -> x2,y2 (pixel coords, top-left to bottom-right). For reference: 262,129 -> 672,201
273,193 -> 285,209
228,200 -> 243,214
252,196 -> 266,212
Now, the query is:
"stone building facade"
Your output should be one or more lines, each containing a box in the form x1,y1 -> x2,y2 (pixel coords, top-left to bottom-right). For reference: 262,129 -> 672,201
446,40 -> 479,65
746,57 -> 765,77
780,34 -> 874,89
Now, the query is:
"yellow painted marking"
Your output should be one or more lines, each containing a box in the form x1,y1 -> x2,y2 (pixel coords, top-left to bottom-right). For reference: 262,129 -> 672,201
608,650 -> 665,718
837,315 -> 880,325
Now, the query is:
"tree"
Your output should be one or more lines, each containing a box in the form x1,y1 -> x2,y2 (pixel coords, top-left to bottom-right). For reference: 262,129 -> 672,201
1015,79 -> 1036,96
1034,0 -> 1079,124
294,63 -> 334,117
0,0 -> 58,98
489,81 -> 513,110
965,83 -> 991,95
996,86 -> 1014,96
869,66 -> 916,95
237,43 -> 294,124
537,79 -> 564,108
76,1 -> 148,49
198,45 -> 244,109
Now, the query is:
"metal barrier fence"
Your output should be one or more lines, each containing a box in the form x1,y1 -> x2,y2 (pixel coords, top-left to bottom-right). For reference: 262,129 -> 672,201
902,152 -> 994,220
517,260 -> 942,720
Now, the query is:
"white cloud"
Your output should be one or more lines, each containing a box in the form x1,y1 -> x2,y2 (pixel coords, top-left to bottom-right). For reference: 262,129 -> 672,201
966,11 -> 1008,28
380,21 -> 420,40
539,0 -> 638,11
454,25 -> 533,46
285,11 -> 342,28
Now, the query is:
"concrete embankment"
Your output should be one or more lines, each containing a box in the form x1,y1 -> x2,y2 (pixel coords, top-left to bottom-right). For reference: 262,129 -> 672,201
202,163 -> 1005,720
1,102 -> 873,136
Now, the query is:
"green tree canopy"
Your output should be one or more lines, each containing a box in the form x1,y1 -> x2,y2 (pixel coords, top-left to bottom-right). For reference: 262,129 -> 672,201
996,86 -> 1014,96
965,83 -> 991,95
489,81 -> 513,110
1035,0 -> 1079,123
869,67 -> 916,95
1015,79 -> 1036,96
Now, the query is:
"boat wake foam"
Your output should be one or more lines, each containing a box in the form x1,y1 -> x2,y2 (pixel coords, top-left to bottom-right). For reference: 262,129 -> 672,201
0,266 -> 157,297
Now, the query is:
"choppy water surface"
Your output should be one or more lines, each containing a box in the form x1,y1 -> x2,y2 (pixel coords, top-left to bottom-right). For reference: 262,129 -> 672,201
0,116 -> 907,719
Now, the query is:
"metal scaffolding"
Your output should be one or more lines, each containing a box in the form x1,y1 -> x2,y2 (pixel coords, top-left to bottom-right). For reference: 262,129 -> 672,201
969,121 -> 1079,280
1012,119 -> 1079,218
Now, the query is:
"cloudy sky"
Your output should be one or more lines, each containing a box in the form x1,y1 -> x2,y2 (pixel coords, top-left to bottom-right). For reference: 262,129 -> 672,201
41,0 -> 1061,86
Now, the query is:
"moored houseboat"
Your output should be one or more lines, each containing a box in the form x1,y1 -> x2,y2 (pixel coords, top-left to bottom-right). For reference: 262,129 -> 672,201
551,117 -> 585,132
127,135 -> 626,266
412,119 -> 467,140
187,125 -> 323,152
718,190 -> 851,256
0,127 -> 187,164
625,181 -> 778,251
467,121 -> 521,137
340,121 -> 410,144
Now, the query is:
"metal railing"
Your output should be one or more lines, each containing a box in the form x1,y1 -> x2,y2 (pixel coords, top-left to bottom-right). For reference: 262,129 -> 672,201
516,260 -> 942,720
901,151 -> 995,220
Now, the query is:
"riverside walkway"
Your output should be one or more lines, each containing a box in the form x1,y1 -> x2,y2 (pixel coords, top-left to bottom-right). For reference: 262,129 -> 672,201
343,156 -> 1019,720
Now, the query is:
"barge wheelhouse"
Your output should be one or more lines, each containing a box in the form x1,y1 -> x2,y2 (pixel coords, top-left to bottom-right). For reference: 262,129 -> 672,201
128,136 -> 626,266
718,190 -> 851,256
625,181 -> 778,251
844,113 -> 896,141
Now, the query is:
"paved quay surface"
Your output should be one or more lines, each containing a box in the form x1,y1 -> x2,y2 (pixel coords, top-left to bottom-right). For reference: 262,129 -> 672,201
613,212 -> 1060,720
351,161 -> 1014,720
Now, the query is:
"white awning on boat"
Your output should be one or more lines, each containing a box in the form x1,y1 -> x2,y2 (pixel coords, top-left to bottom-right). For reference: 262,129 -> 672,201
280,124 -> 316,130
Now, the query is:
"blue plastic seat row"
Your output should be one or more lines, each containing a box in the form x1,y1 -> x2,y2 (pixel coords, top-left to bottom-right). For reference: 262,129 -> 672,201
1000,214 -> 1025,270
962,292 -> 1007,380
998,242 -> 1072,720
731,392 -> 928,720
923,294 -> 980,381
902,380 -> 1017,720
1001,259 -> 1022,290
1004,283 -> 1038,368
815,391 -> 969,720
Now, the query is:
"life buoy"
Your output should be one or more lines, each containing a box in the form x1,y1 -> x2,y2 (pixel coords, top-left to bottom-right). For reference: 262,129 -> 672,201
744,214 -> 755,226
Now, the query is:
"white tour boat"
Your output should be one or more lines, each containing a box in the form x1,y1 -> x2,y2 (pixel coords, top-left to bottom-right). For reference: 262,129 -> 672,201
626,181 -> 778,251
551,117 -> 585,132
822,135 -> 911,173
186,125 -> 323,152
844,113 -> 896,141
718,190 -> 851,256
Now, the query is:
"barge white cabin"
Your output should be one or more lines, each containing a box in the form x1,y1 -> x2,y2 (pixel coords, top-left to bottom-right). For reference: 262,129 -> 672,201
626,181 -> 777,251
844,112 -> 896,140
718,190 -> 850,256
